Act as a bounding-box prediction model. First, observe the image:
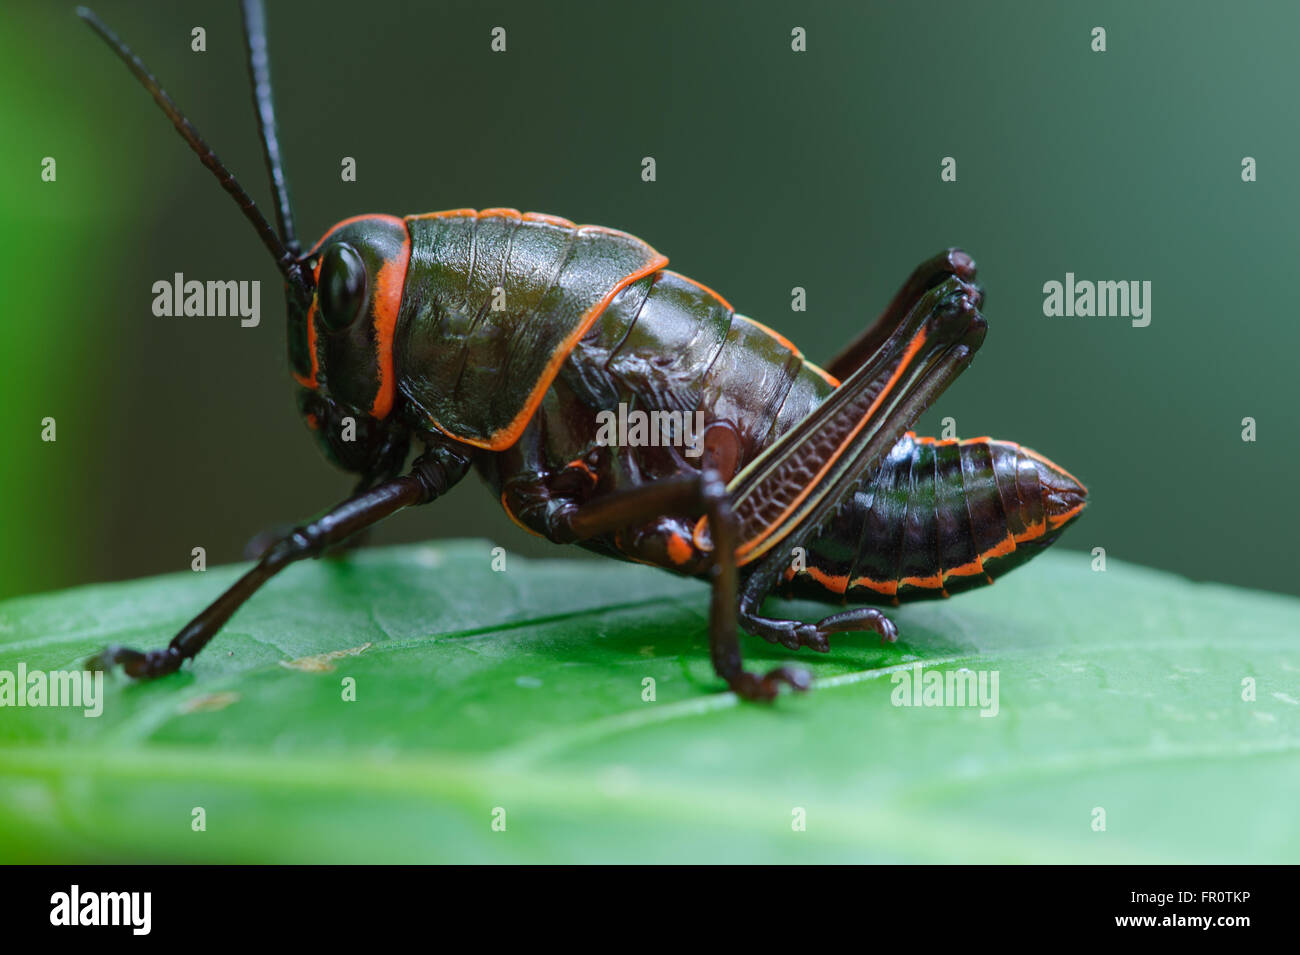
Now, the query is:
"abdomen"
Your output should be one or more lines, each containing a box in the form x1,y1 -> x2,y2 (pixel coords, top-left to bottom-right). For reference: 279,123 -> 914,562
779,432 -> 1087,605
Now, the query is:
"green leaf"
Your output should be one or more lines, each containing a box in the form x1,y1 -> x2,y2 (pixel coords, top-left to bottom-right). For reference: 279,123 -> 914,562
0,541 -> 1296,863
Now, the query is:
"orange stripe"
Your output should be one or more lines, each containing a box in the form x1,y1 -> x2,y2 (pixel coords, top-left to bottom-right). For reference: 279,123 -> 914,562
910,432 -> 994,446
900,573 -> 944,590
368,232 -> 412,419
298,214 -> 410,393
408,209 -> 574,231
666,532 -> 693,566
805,564 -> 849,594
1013,520 -> 1047,543
500,490 -> 545,539
522,211 -> 576,228
1017,444 -> 1088,493
1014,439 -> 1088,533
849,575 -> 898,597
611,530 -> 664,568
804,360 -> 840,388
456,255 -> 668,450
407,208 -> 668,253
291,308 -> 319,389
913,435 -> 959,447
401,209 -> 660,246
981,533 -> 1016,560
669,277 -> 836,393
308,213 -> 408,254
726,326 -> 931,564
291,256 -> 326,390
668,271 -> 735,314
734,313 -> 799,355
406,208 -> 478,222
565,458 -> 598,484
401,208 -> 668,450
1047,501 -> 1086,529
942,557 -> 986,578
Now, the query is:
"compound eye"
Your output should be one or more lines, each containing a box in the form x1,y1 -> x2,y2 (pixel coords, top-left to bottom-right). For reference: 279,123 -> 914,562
317,243 -> 367,331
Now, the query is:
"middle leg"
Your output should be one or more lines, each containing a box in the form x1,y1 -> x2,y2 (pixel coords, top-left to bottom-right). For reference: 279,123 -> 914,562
558,470 -> 812,701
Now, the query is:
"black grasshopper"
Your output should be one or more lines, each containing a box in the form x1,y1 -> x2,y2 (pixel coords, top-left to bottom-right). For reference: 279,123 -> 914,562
81,2 -> 1086,701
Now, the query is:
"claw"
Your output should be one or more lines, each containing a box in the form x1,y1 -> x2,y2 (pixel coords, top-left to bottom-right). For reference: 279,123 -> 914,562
766,665 -> 812,692
877,616 -> 899,644
729,665 -> 812,701
86,644 -> 183,680
814,607 -> 898,645
795,624 -> 830,653
742,607 -> 899,653
84,645 -> 132,673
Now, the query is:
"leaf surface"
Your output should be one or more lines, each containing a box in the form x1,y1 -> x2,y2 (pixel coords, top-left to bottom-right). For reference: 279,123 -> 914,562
0,542 -> 1296,863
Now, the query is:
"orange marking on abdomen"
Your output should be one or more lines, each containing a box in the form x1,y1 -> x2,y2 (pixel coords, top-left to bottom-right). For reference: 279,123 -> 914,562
1012,520 -> 1047,543
942,557 -> 986,579
1047,501 -> 1086,529
981,534 -> 1016,560
913,435 -> 961,448
805,564 -> 849,595
850,576 -> 899,597
1017,445 -> 1088,492
900,573 -> 944,590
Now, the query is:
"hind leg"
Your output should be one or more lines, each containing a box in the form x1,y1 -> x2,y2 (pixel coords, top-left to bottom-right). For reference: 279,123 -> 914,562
714,276 -> 982,659
825,248 -> 981,380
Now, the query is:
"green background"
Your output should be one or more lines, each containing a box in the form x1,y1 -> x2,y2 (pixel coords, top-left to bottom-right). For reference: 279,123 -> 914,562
3,0 -> 1298,597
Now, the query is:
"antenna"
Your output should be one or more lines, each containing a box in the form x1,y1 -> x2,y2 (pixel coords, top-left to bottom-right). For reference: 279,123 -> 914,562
241,0 -> 299,255
76,5 -> 311,298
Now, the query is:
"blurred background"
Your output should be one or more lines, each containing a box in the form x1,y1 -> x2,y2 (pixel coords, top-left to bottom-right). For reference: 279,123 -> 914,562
3,0 -> 1298,601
